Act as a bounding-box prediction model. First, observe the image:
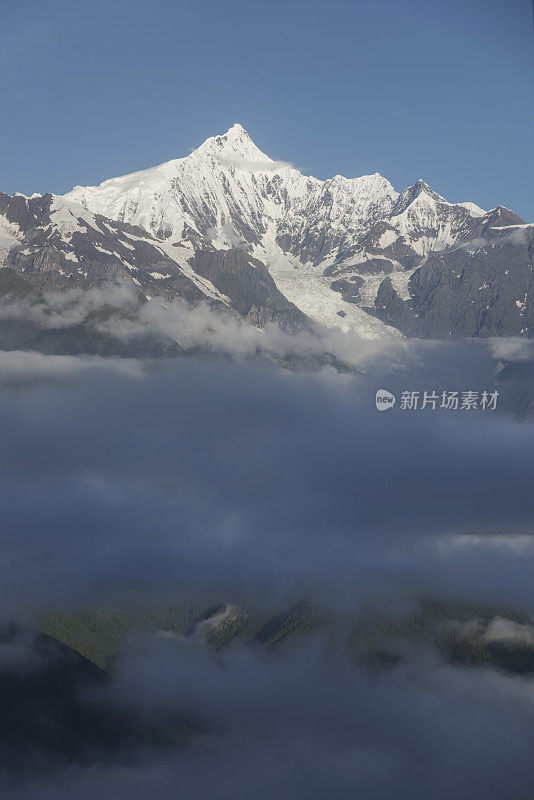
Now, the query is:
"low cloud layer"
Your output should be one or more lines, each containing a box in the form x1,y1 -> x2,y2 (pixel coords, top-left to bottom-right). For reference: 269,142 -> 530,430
5,635 -> 534,800
1,335 -> 534,797
0,284 -> 136,329
0,343 -> 532,615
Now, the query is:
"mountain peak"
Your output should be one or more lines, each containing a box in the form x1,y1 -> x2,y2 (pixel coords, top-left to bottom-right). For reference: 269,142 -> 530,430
194,123 -> 271,164
391,178 -> 446,216
412,179 -> 440,197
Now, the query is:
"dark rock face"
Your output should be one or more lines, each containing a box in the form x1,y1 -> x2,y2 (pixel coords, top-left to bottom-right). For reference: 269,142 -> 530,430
0,193 -> 52,231
371,276 -> 419,335
190,248 -> 311,332
371,225 -> 534,338
495,358 -> 534,421
0,268 -> 184,358
1,193 -> 207,303
330,276 -> 364,304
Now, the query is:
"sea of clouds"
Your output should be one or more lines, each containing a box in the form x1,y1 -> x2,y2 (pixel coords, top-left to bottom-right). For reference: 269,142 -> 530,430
1,294 -> 534,797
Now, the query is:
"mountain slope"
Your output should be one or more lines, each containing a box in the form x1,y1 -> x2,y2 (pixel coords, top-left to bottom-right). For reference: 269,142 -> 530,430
0,623 -> 197,774
372,219 -> 534,338
1,124 -> 531,340
65,124 -> 400,261
0,190 -> 310,335
63,124 -> 531,337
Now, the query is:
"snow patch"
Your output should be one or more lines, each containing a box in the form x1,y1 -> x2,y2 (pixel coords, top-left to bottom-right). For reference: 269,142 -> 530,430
0,216 -> 21,264
378,229 -> 398,248
390,268 -> 417,301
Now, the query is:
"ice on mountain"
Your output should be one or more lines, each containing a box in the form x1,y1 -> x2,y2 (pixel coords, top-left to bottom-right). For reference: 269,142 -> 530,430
59,124 -> 498,339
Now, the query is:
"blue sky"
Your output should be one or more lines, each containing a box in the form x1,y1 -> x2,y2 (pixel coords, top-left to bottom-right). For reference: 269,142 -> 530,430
1,0 -> 533,218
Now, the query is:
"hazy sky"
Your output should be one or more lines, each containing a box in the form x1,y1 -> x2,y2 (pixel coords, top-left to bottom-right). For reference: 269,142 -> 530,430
1,0 -> 533,219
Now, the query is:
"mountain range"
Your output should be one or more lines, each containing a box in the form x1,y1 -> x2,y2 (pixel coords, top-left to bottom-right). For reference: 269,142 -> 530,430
1,123 -> 532,340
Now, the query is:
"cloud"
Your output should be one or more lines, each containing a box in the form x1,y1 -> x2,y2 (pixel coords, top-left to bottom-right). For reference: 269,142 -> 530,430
0,280 -> 396,367
482,617 -> 534,648
216,155 -> 296,173
489,337 -> 534,362
0,344 -> 532,615
0,341 -> 534,796
0,283 -> 137,329
96,293 -> 400,365
5,635 -> 534,800
505,227 -> 530,246
457,236 -> 489,251
457,225 -> 532,252
205,222 -> 246,247
0,626 -> 49,674
445,602 -> 534,651
0,350 -> 144,386
0,279 -> 498,379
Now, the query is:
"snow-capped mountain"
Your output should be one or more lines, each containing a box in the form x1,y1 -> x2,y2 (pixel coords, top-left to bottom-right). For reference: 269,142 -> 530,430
1,124 -> 532,340
64,124 -> 404,337
65,124 -> 400,261
63,124 -> 531,337
0,188 -> 311,335
0,191 -> 227,303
